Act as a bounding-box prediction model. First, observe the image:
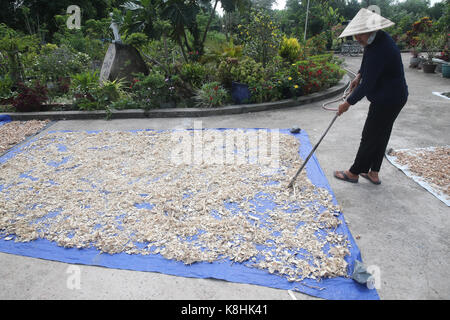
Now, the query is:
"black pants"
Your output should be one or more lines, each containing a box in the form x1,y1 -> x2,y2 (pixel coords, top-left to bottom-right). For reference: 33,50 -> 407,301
349,102 -> 405,174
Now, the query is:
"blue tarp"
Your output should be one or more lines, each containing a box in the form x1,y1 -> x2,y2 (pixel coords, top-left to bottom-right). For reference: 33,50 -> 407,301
0,115 -> 11,127
0,128 -> 379,300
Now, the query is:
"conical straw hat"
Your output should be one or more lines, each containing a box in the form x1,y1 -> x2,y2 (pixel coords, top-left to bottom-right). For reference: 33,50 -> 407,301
339,8 -> 395,38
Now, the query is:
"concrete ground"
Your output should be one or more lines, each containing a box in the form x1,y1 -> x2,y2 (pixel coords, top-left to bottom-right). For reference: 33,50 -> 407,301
0,53 -> 449,300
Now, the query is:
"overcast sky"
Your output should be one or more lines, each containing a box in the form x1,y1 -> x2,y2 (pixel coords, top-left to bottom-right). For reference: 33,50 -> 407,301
272,0 -> 444,10
217,0 -> 444,15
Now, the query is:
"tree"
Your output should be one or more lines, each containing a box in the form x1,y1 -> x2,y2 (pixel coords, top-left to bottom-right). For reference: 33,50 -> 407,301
0,0 -> 111,41
251,0 -> 277,10
396,0 -> 431,18
120,0 -> 250,62
428,1 -> 445,22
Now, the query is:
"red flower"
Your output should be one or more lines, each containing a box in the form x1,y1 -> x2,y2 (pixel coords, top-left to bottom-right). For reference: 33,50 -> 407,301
209,96 -> 213,101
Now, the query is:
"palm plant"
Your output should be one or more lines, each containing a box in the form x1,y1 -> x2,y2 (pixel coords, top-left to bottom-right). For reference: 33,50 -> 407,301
119,0 -> 249,62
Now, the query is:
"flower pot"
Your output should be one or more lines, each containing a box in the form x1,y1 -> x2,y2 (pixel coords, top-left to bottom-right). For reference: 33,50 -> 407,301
231,81 -> 251,104
417,58 -> 425,69
409,57 -> 420,68
422,63 -> 437,73
442,64 -> 450,78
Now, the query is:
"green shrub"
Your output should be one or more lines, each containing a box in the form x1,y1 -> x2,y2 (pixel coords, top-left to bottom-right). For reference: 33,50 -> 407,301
248,79 -> 283,103
123,32 -> 148,49
52,15 -> 108,62
194,82 -> 229,108
292,59 -> 345,95
70,70 -> 101,111
305,32 -> 328,56
100,79 -> 127,103
35,45 -> 91,82
141,38 -> 181,70
131,71 -> 178,109
279,37 -> 302,63
272,66 -> 304,100
109,96 -> 140,110
308,53 -> 333,64
226,57 -> 265,87
217,58 -> 237,89
180,62 -> 208,89
0,75 -> 14,100
0,23 -> 40,83
70,71 -> 127,111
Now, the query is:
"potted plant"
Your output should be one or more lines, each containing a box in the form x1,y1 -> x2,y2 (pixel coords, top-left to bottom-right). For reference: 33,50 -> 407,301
442,62 -> 450,78
420,34 -> 439,73
408,37 -> 422,68
407,17 -> 433,69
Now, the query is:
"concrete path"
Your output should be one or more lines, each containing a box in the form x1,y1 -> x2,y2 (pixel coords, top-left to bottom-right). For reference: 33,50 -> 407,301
0,53 -> 449,300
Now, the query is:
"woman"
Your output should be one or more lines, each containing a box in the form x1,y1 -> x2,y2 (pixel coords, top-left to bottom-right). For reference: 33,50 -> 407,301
334,8 -> 408,185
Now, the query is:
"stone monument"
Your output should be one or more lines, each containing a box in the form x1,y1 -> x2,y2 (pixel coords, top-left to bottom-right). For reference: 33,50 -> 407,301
99,13 -> 149,83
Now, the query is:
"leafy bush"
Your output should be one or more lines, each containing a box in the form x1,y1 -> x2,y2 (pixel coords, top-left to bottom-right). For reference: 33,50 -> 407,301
34,45 -> 91,82
123,32 -> 149,49
219,40 -> 243,59
83,18 -> 112,40
109,96 -> 140,110
141,38 -> 182,71
272,66 -> 304,99
305,32 -> 328,56
279,37 -> 302,63
53,16 -> 108,61
101,79 -> 127,103
217,58 -> 238,89
201,39 -> 243,66
237,9 -> 282,67
0,23 -> 40,83
308,53 -> 334,64
70,71 -> 126,111
12,81 -> 48,112
224,57 -> 265,87
293,59 -> 345,95
40,43 -> 58,55
194,82 -> 229,108
180,62 -> 208,89
131,71 -> 178,109
248,79 -> 283,103
0,75 -> 14,100
70,71 -> 101,111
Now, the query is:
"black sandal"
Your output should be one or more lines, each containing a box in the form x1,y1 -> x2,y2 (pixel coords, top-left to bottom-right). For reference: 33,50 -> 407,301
334,171 -> 358,183
360,173 -> 381,185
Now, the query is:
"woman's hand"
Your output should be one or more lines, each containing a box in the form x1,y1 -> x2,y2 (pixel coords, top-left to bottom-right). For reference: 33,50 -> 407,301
337,101 -> 351,116
350,74 -> 361,92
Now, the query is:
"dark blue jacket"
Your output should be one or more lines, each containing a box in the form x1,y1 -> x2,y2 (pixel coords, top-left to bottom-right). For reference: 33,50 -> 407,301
347,30 -> 408,106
